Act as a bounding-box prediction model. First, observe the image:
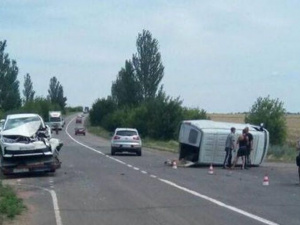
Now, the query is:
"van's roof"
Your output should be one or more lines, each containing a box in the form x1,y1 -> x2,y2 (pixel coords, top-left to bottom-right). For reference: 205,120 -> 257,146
182,120 -> 260,131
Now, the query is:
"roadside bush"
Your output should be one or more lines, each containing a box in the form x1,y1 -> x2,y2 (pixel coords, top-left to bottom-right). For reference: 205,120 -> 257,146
145,96 -> 183,140
126,105 -> 149,137
89,97 -> 116,126
182,107 -> 210,120
101,109 -> 130,132
245,96 -> 287,145
90,92 -> 211,141
95,94 -> 183,140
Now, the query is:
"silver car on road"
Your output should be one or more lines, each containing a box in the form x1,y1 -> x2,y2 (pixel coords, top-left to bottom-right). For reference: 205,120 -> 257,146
111,128 -> 142,156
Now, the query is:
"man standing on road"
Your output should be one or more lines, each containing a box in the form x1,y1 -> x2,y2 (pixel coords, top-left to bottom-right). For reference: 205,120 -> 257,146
245,127 -> 253,169
296,138 -> 300,184
223,127 -> 236,169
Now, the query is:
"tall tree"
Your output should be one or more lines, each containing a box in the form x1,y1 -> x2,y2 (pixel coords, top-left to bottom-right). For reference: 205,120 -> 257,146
23,73 -> 35,103
111,60 -> 141,107
0,40 -> 21,111
48,76 -> 60,103
47,76 -> 67,110
57,85 -> 67,110
132,30 -> 164,100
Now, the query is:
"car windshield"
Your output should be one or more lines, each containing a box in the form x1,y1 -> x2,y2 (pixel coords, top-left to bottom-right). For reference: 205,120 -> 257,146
4,116 -> 41,130
50,117 -> 61,122
116,130 -> 137,136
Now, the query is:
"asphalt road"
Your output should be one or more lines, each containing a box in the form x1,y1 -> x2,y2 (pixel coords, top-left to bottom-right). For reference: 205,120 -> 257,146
3,115 -> 300,225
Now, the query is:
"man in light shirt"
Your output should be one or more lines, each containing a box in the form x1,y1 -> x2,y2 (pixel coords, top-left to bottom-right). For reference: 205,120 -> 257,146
223,127 -> 236,169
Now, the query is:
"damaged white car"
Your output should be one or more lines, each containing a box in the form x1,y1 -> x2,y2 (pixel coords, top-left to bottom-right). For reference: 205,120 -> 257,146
0,113 -> 63,175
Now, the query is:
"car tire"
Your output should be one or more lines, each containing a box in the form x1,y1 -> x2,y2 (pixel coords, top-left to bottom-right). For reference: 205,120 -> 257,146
111,148 -> 116,156
136,149 -> 142,156
1,171 -> 9,176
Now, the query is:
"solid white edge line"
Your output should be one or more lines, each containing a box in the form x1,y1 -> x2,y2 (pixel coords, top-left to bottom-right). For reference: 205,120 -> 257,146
159,179 -> 279,225
66,116 -> 279,225
110,157 -> 126,165
66,118 -> 105,156
19,184 -> 63,225
49,189 -> 63,225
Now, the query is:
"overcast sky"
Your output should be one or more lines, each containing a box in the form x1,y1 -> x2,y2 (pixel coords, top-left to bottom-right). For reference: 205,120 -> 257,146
1,0 -> 299,113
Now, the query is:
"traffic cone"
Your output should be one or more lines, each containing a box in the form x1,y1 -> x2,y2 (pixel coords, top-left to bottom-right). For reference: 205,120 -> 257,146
208,164 -> 214,175
172,161 -> 177,169
263,175 -> 269,186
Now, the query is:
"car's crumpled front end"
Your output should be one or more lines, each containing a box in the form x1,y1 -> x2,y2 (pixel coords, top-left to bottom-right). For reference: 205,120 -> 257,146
0,121 -> 57,158
0,116 -> 63,174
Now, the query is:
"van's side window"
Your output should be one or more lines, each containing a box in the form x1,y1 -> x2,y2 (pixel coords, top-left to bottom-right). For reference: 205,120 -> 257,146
188,129 -> 198,144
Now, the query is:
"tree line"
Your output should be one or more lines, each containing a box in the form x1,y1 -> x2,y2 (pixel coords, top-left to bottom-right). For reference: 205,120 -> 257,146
0,40 -> 68,121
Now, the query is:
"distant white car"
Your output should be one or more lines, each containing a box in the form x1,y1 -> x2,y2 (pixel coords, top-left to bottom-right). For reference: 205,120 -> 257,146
111,128 -> 142,156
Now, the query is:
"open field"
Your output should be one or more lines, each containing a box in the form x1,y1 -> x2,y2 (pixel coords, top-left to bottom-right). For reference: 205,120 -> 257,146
209,113 -> 300,146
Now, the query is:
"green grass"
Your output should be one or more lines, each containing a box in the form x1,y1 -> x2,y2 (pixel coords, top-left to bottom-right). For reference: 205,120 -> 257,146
142,138 -> 179,153
267,144 -> 298,162
0,181 -> 26,220
86,125 -> 112,139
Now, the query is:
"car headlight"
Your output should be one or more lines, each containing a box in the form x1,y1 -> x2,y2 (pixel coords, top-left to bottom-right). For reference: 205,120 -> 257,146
1,136 -> 15,143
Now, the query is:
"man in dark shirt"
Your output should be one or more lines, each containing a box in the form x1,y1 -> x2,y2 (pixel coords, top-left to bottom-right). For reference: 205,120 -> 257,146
245,127 -> 253,169
296,138 -> 300,185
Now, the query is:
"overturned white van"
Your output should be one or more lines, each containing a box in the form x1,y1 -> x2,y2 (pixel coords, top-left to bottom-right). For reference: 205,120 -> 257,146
178,120 -> 269,166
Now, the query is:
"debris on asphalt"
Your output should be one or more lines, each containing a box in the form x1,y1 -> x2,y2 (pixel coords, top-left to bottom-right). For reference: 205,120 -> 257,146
164,159 -> 195,168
